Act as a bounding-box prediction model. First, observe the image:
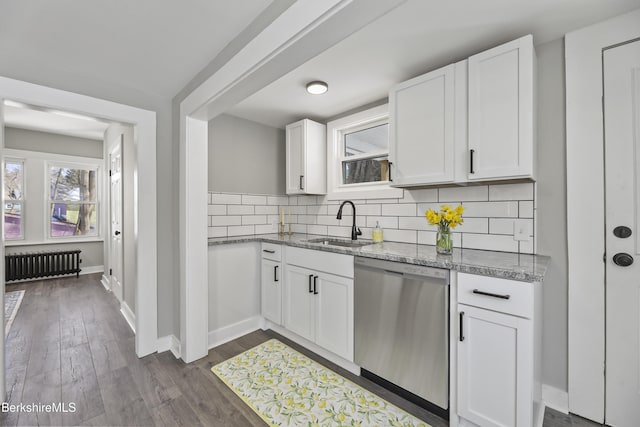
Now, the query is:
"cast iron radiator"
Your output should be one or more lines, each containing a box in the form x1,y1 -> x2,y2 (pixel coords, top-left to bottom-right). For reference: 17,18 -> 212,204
5,249 -> 82,282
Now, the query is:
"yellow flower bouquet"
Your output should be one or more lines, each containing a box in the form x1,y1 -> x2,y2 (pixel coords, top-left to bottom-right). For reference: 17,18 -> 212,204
425,204 -> 464,254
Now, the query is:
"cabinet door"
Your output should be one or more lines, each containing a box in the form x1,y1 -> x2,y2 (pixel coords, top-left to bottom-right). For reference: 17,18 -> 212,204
315,272 -> 354,361
261,258 -> 282,325
389,64 -> 455,185
283,264 -> 315,341
458,304 -> 532,427
286,121 -> 305,194
468,35 -> 534,181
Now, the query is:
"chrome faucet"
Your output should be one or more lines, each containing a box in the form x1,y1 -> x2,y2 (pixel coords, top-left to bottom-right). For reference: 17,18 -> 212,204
336,200 -> 362,240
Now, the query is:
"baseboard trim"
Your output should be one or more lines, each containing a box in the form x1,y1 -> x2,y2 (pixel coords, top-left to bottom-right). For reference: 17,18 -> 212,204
81,265 -> 104,275
267,322 -> 360,376
120,301 -> 136,334
542,384 -> 569,414
157,334 -> 181,359
100,274 -> 111,291
208,316 -> 262,350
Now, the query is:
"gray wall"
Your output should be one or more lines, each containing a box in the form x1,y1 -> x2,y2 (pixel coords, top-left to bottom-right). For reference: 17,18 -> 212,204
536,38 -> 568,391
5,127 -> 103,158
0,56 -> 176,338
208,114 -> 285,194
5,242 -> 103,270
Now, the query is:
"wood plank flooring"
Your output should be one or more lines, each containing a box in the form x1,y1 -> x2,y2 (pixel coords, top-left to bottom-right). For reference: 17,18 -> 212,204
2,274 -> 601,426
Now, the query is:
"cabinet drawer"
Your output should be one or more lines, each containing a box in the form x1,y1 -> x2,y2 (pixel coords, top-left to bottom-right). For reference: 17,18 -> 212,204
261,243 -> 282,261
458,273 -> 533,318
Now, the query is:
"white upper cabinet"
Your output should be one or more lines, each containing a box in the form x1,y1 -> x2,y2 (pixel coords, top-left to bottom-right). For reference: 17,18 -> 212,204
467,35 -> 536,181
286,119 -> 327,195
389,64 -> 457,186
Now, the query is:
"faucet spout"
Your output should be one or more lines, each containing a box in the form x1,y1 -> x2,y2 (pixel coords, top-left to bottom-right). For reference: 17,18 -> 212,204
336,200 -> 362,240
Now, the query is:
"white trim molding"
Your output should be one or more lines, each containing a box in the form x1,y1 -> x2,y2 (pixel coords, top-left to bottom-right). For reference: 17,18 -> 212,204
208,316 -> 263,350
542,384 -> 569,415
565,8 -> 640,422
120,301 -> 136,334
157,335 -> 181,359
101,274 -> 110,291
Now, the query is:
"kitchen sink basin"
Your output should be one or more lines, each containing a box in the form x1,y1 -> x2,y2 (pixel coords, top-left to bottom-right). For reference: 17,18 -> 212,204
305,238 -> 374,248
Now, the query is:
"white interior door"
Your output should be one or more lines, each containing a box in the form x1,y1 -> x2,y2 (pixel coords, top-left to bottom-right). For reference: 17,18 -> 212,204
604,39 -> 640,427
109,137 -> 124,303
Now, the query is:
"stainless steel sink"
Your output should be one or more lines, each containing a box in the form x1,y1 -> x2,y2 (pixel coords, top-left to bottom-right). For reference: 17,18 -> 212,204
305,237 -> 373,248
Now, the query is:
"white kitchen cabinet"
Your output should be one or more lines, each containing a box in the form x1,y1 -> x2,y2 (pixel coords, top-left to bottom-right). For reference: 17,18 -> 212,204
467,35 -> 536,181
389,63 -> 458,186
456,272 -> 542,427
283,247 -> 354,361
285,119 -> 327,195
261,243 -> 283,325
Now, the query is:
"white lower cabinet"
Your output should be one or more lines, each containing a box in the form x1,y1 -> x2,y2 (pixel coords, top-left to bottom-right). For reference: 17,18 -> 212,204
283,247 -> 354,361
261,258 -> 282,325
456,273 -> 541,427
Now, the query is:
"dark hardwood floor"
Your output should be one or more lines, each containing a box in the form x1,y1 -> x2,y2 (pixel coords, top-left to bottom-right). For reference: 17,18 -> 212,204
2,274 -> 602,426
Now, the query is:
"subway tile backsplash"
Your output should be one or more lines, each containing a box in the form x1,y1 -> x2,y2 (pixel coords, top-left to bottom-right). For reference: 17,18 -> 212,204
208,182 -> 537,254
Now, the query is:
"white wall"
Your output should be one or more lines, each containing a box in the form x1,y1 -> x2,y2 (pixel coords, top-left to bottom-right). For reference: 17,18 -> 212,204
5,127 -> 103,158
208,114 -> 285,195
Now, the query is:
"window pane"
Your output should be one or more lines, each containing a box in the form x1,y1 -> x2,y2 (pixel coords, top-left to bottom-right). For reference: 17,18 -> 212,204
51,203 -> 97,237
4,161 -> 23,200
4,202 -> 22,239
50,167 -> 97,202
344,124 -> 388,157
342,156 -> 389,184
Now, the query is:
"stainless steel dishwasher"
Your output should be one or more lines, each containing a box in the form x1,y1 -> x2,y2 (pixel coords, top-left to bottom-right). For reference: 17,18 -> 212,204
354,256 -> 449,417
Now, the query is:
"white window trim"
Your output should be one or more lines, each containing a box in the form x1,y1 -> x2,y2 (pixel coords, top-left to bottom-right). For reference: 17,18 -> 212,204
326,104 -> 403,200
3,157 -> 25,241
47,160 -> 101,241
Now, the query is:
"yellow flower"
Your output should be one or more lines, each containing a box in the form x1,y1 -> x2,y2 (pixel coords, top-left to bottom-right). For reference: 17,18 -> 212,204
338,413 -> 346,422
456,205 -> 465,215
318,400 -> 327,409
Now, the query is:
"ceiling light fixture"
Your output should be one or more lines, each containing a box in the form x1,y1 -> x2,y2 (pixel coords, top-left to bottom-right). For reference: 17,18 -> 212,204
306,81 -> 328,95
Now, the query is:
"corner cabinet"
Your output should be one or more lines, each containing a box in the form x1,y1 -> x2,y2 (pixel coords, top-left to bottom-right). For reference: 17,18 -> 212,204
456,273 -> 542,427
261,243 -> 282,325
285,119 -> 327,195
283,246 -> 354,361
467,35 -> 536,181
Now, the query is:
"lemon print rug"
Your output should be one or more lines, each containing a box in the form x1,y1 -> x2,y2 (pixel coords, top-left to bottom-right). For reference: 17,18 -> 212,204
211,339 -> 431,427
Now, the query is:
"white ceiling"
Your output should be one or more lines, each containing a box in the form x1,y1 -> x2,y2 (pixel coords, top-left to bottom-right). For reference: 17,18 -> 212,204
0,0 -> 272,98
4,103 -> 110,140
227,0 -> 640,129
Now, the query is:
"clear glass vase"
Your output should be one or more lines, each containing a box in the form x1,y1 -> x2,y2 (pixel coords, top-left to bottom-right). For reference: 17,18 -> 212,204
436,226 -> 453,254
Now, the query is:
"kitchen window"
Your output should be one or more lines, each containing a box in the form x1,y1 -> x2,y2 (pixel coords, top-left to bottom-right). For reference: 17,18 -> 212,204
49,164 -> 99,238
3,159 -> 24,240
327,104 -> 402,200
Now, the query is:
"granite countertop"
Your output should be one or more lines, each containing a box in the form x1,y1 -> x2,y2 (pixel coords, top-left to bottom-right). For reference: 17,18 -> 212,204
208,233 -> 550,283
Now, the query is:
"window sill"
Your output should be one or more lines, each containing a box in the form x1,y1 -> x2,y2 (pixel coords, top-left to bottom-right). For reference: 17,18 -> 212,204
5,238 -> 104,247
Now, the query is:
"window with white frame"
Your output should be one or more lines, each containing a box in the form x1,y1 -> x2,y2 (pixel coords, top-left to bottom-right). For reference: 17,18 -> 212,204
327,104 -> 403,199
49,164 -> 99,237
3,159 -> 25,240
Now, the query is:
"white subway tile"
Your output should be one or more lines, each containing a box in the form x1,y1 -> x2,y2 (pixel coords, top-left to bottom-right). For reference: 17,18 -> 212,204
208,205 -> 226,215
519,201 -> 534,218
307,225 -> 328,235
489,218 -> 515,235
462,233 -> 518,252
291,224 -> 307,234
367,216 -> 399,229
353,204 -> 381,216
417,203 -> 442,217
519,240 -> 535,254
438,186 -> 488,202
227,225 -> 255,236
267,215 -> 280,225
398,216 -> 432,231
489,183 -> 534,201
384,229 -> 417,244
208,193 -> 213,204
403,188 -> 438,203
286,205 -> 306,215
381,203 -> 416,216
417,230 -> 437,245
456,218 -> 488,234
366,198 -> 399,204
297,195 -> 317,205
210,216 -> 242,226
267,196 -> 288,206
208,226 -> 227,238
255,224 -> 276,234
227,205 -> 254,215
211,193 -> 242,204
242,194 -> 267,205
305,205 -> 327,215
327,226 -> 352,238
317,215 -> 339,226
317,196 -> 340,205
462,201 -> 518,218
255,205 -> 278,215
242,215 -> 267,225
297,215 -> 317,225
